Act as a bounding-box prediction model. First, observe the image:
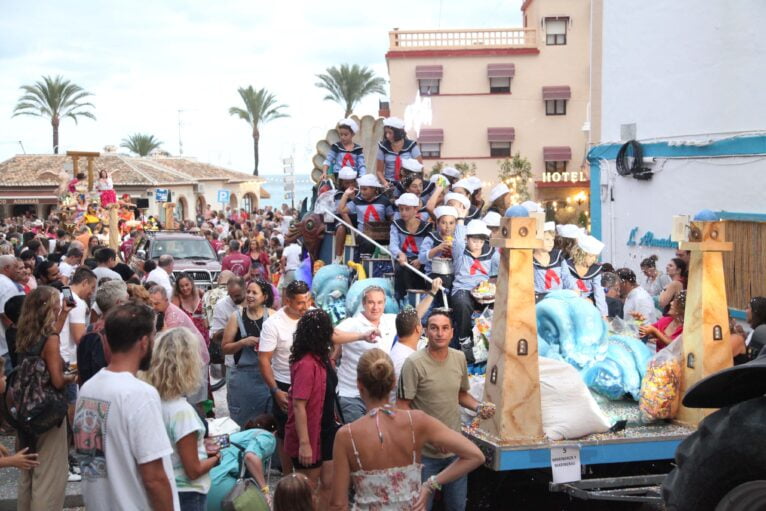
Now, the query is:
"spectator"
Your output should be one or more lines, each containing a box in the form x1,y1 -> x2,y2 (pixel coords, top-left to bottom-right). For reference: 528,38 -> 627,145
92,247 -> 122,282
34,260 -> 63,287
397,310 -> 495,511
146,327 -> 219,510
0,255 -> 23,373
76,280 -> 128,385
247,237 -> 270,280
273,472 -> 313,511
59,246 -> 83,281
675,249 -> 691,267
659,257 -> 687,314
285,309 -> 337,508
221,279 -> 275,426
74,303 -> 179,510
209,275 -> 245,369
735,296 -> 766,364
16,286 -> 76,510
221,240 -> 251,278
617,267 -> 658,322
331,349 -> 484,510
279,241 -> 302,294
147,254 -> 174,297
259,280 -> 312,473
601,272 -> 624,320
0,357 -> 39,470
171,273 -> 208,349
639,291 -> 686,352
640,255 -> 671,297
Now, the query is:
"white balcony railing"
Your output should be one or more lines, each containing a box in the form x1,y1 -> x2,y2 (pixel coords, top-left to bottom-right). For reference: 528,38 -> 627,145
389,28 -> 537,51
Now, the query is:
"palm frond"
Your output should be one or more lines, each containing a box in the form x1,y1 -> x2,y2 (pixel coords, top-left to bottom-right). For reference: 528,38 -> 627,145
315,64 -> 387,115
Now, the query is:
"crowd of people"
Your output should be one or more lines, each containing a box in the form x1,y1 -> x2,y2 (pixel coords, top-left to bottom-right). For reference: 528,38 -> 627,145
0,117 -> 763,511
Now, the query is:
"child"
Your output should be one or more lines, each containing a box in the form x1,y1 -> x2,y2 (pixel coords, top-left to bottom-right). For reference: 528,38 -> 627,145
322,119 -> 366,180
273,472 -> 314,511
375,117 -> 421,186
451,179 -> 483,221
391,158 -> 424,199
451,219 -> 499,362
533,221 -> 571,300
482,211 -> 501,238
419,205 -> 458,307
339,174 -> 393,259
394,174 -> 430,222
332,166 -> 359,263
0,357 -> 40,470
565,234 -> 608,316
389,193 -> 431,302
96,170 -> 116,208
486,183 -> 512,215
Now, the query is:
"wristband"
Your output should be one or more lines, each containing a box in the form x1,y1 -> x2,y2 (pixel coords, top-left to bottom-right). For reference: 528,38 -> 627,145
269,386 -> 278,396
261,485 -> 270,495
426,475 -> 442,492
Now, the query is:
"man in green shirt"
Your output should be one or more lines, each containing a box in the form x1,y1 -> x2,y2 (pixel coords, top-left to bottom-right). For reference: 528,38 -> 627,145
397,310 -> 493,511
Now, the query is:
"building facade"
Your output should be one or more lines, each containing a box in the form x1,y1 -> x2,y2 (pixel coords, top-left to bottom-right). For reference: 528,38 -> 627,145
386,0 -> 592,223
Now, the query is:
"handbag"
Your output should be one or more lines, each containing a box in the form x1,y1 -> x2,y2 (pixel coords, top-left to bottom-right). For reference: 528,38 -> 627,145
221,442 -> 272,511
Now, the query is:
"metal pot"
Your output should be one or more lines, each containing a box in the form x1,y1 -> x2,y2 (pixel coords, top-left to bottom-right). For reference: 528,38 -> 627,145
431,257 -> 454,275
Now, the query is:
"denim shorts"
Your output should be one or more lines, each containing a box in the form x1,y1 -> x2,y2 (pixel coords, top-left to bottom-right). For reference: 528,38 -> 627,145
66,383 -> 78,405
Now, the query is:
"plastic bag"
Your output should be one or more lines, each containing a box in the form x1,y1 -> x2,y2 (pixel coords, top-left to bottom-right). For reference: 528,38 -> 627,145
472,308 -> 492,364
639,336 -> 684,422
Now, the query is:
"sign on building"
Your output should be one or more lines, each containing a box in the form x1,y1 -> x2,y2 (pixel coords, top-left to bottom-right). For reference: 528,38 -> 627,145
217,189 -> 231,204
155,188 -> 170,202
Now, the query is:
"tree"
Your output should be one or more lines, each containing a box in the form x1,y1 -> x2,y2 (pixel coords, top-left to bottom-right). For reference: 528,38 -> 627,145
12,75 -> 96,154
315,64 -> 387,117
429,161 -> 478,179
229,86 -> 289,176
120,133 -> 163,157
498,152 -> 533,202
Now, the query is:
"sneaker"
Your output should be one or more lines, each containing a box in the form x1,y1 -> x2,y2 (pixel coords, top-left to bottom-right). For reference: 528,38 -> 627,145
68,469 -> 82,482
69,456 -> 81,475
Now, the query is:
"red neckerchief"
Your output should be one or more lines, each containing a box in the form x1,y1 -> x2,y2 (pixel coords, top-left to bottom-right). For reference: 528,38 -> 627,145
544,269 -> 561,289
402,235 -> 418,254
576,279 -> 588,293
470,260 -> 488,276
364,205 -> 381,223
341,152 -> 355,168
394,155 -> 402,180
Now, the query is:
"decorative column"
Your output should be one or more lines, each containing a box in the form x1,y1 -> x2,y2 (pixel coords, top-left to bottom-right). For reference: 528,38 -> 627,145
164,203 -> 176,230
480,215 -> 545,442
676,219 -> 733,426
108,204 -> 120,252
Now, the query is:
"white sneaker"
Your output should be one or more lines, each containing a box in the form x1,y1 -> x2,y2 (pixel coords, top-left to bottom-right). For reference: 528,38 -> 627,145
68,469 -> 82,482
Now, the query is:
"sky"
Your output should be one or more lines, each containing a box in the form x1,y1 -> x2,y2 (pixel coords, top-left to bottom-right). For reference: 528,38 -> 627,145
0,0 -> 522,176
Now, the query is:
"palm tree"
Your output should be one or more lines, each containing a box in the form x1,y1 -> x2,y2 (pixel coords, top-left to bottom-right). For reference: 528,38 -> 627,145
12,75 -> 96,154
120,133 -> 163,157
315,64 -> 387,117
229,86 -> 289,176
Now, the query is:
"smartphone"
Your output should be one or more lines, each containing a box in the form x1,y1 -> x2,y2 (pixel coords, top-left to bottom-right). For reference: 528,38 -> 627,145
204,434 -> 230,452
61,287 -> 76,307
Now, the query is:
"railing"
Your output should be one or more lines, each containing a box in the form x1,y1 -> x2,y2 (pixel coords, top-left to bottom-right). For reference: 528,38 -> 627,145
389,28 -> 537,51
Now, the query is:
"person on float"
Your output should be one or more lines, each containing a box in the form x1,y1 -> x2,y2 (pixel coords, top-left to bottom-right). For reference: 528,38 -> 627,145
533,221 -> 571,301
482,211 -> 502,239
394,174 -> 430,223
425,188 -> 469,224
322,118 -> 366,181
485,183 -> 512,215
450,217 -> 499,364
96,170 -> 117,208
439,166 -> 461,187
419,206 -> 458,308
450,179 -> 482,222
565,234 -> 608,316
375,117 -> 422,187
83,202 -> 101,231
466,176 -> 485,212
389,193 -> 431,303
391,158 -> 425,199
331,166 -> 359,263
338,174 -> 393,259
555,224 -> 582,260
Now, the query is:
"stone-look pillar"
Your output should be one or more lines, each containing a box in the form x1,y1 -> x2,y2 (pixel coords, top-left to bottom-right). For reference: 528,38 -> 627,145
72,156 -> 80,176
480,216 -> 545,442
163,203 -> 176,230
676,220 -> 733,426
86,157 -> 95,192
108,204 -> 120,252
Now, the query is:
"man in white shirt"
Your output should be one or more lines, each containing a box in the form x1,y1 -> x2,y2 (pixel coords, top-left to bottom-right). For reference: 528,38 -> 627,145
0,255 -> 23,374
279,242 -> 302,294
59,246 -> 83,282
92,247 -> 123,282
209,275 -> 245,368
617,267 -> 658,322
147,254 -> 174,297
74,302 -> 179,511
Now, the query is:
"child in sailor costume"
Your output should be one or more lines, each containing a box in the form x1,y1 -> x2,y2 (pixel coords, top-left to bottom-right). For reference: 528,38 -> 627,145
451,219 -> 500,362
451,178 -> 483,222
419,205 -> 458,308
376,117 -> 421,185
389,193 -> 432,302
330,166 -> 359,262
339,174 -> 393,259
485,183 -> 512,215
322,118 -> 366,179
392,158 -> 425,199
533,221 -> 572,301
565,234 -> 608,316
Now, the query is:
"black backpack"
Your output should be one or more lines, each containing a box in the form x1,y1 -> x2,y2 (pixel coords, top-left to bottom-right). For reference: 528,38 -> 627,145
3,336 -> 67,436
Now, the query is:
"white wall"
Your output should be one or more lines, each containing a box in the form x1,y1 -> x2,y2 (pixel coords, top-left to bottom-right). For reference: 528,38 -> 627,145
600,0 -> 766,143
597,154 -> 766,273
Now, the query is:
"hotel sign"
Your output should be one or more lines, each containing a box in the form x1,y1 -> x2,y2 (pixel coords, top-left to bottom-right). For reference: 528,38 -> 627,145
541,171 -> 588,184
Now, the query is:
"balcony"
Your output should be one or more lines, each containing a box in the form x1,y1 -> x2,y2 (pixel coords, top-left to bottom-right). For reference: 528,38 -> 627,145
389,28 -> 537,51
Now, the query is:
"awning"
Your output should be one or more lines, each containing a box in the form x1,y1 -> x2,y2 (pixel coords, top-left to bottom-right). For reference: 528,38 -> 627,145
487,63 -> 515,78
419,129 -> 444,143
542,86 -> 571,100
543,146 -> 572,161
415,65 -> 443,79
487,127 -> 515,143
259,187 -> 271,199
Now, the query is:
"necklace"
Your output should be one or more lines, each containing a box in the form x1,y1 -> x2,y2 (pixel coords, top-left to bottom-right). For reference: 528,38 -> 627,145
368,404 -> 396,445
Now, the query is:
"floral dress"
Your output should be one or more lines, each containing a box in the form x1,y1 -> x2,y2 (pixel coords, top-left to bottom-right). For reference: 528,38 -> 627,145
180,297 -> 210,347
347,410 -> 422,510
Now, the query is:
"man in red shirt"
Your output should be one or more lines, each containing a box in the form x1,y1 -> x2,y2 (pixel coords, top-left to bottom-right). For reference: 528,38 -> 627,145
221,239 -> 251,278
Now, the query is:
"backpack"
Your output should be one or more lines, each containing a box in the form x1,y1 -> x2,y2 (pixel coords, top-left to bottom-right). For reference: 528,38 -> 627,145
3,336 -> 68,436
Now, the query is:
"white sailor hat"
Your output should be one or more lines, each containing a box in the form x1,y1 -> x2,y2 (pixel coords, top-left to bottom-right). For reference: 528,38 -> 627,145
338,166 -> 357,180
577,234 -> 605,255
441,167 -> 461,179
488,183 -> 510,203
466,219 -> 491,237
452,178 -> 477,193
444,192 -> 471,210
482,211 -> 502,228
466,176 -> 483,191
395,193 -> 420,207
520,200 -> 541,213
544,221 -> 556,232
338,118 -> 359,134
401,158 -> 424,172
383,117 -> 405,130
556,224 -> 581,239
357,174 -> 383,188
434,205 -> 458,219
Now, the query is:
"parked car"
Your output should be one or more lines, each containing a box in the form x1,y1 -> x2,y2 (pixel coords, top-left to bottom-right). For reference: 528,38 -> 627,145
135,232 -> 221,290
